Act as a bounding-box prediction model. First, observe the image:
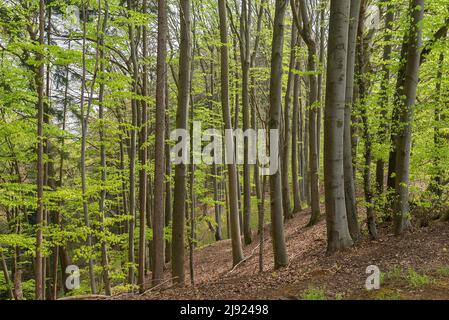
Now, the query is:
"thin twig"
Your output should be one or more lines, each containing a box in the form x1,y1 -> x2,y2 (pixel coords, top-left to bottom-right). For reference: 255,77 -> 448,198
228,241 -> 264,274
139,277 -> 178,296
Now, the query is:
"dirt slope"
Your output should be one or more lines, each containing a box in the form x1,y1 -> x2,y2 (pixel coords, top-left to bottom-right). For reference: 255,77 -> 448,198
121,209 -> 449,300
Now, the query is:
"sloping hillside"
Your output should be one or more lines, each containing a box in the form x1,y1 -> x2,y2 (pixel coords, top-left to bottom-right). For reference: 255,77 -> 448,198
117,210 -> 449,300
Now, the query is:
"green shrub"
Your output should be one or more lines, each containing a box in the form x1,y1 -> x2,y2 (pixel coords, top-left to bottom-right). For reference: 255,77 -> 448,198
407,268 -> 431,288
301,287 -> 326,300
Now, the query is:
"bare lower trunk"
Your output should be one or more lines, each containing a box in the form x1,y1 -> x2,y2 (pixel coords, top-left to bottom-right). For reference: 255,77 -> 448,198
258,177 -> 267,272
343,0 -> 361,241
375,0 -> 394,195
172,0 -> 192,284
126,0 -> 139,287
240,0 -> 253,245
218,0 -> 244,266
432,53 -> 445,197
291,59 -> 302,213
357,7 -> 378,239
165,80 -> 173,262
292,0 -> 320,225
152,0 -> 168,288
282,21 -> 297,220
80,2 -> 97,295
1,249 -> 13,299
394,0 -> 424,235
268,0 -> 289,269
35,0 -> 46,300
324,0 -> 353,254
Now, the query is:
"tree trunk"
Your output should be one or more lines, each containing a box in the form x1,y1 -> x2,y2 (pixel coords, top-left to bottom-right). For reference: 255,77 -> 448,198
292,0 -> 321,226
172,0 -> 192,284
80,1 -> 97,295
324,0 -> 353,254
259,177 -> 267,272
165,79 -> 173,262
375,0 -> 394,195
268,0 -> 289,269
97,0 -> 111,295
343,0 -> 361,242
251,0 -> 267,240
210,58 -> 223,241
316,0 -> 326,170
152,0 -> 168,288
126,0 -> 139,287
35,0 -> 45,300
291,59 -> 302,213
240,0 -> 253,245
218,0 -> 244,266
387,33 -> 409,195
357,2 -> 378,239
282,20 -> 297,220
394,0 -> 424,235
1,249 -> 14,299
431,52 -> 445,197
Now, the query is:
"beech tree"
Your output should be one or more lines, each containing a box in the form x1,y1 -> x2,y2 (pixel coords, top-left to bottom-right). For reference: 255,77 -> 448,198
394,0 -> 424,235
151,0 -> 168,288
218,0 -> 244,266
172,0 -> 192,285
268,0 -> 289,269
35,0 -> 45,301
324,0 -> 353,253
343,0 -> 361,242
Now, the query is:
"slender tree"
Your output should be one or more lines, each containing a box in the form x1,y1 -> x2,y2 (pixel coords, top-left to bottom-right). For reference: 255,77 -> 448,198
239,0 -> 253,245
172,0 -> 192,284
394,0 -> 424,235
97,0 -> 112,295
291,59 -> 302,213
324,0 -> 353,253
432,52 -> 445,197
357,0 -> 378,239
281,16 -> 297,220
292,0 -> 321,226
151,0 -> 168,288
35,0 -> 45,301
375,0 -> 395,194
80,1 -> 97,294
218,0 -> 244,266
164,79 -> 173,261
127,0 -> 139,286
343,0 -> 361,242
268,0 -> 289,269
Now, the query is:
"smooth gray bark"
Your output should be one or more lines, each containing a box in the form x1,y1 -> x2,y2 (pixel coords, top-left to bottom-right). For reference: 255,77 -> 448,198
281,21 -> 297,220
375,0 -> 394,195
80,2 -> 97,294
357,1 -> 378,239
324,0 -> 353,253
152,0 -> 168,287
35,0 -> 45,300
172,0 -> 192,284
97,0 -> 111,295
292,0 -> 321,226
394,0 -> 424,235
218,0 -> 244,266
291,59 -> 302,213
343,0 -> 361,242
268,0 -> 289,269
240,0 -> 252,245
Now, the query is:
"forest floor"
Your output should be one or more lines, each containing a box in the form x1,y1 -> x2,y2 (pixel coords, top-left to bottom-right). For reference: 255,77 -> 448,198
118,207 -> 449,300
